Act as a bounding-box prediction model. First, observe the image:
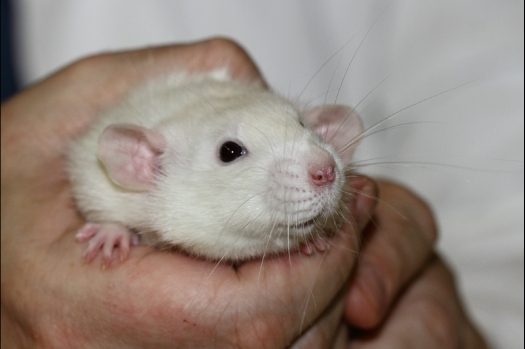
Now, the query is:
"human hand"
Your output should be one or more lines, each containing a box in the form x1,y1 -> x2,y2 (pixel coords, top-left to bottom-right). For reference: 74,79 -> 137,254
1,38 -> 376,348
344,181 -> 488,348
1,38 -> 487,349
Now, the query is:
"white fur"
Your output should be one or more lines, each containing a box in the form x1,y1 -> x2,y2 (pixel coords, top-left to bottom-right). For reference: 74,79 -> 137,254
68,70 -> 361,260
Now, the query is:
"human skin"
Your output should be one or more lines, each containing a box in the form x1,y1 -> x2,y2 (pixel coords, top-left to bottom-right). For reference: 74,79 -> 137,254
345,181 -> 488,348
1,38 -> 487,348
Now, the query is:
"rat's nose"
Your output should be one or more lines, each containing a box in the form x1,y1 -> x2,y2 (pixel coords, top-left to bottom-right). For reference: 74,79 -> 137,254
309,163 -> 335,186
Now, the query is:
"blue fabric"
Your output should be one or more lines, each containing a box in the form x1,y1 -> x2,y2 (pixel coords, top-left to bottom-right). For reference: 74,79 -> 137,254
1,0 -> 19,102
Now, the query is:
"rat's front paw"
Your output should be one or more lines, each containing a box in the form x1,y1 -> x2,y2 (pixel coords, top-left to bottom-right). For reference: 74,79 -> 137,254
76,223 -> 140,268
299,237 -> 329,255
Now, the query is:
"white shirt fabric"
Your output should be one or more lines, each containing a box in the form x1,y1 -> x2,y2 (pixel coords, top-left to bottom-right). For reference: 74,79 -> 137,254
13,1 -> 524,347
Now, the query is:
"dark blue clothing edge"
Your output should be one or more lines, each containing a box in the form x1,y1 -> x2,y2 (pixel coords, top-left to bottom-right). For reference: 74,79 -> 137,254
1,0 -> 20,102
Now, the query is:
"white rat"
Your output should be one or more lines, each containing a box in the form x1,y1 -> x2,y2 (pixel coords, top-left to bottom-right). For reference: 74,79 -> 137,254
68,69 -> 363,263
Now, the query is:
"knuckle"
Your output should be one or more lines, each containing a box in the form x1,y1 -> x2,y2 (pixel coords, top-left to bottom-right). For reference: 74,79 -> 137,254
201,37 -> 250,64
198,37 -> 261,83
413,298 -> 460,349
204,37 -> 245,53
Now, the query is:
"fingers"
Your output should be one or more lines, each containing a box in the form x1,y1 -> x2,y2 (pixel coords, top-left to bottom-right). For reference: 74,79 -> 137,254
345,181 -> 438,328
349,255 -> 488,349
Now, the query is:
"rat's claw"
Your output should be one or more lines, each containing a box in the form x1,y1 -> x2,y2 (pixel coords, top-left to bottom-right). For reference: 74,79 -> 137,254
299,237 -> 329,255
82,226 -> 106,263
102,235 -> 116,268
119,234 -> 132,262
77,223 -> 137,266
300,242 -> 315,255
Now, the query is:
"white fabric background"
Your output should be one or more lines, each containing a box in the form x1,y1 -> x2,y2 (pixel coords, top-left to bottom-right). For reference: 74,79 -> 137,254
13,1 -> 524,347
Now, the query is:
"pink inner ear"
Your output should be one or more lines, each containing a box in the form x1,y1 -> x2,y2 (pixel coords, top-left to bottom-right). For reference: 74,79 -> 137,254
98,124 -> 166,191
303,105 -> 363,165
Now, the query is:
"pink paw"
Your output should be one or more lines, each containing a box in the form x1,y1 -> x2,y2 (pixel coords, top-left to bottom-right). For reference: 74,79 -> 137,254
299,237 -> 329,255
76,223 -> 140,268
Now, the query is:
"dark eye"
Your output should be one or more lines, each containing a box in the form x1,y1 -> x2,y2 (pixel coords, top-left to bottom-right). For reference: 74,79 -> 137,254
219,141 -> 246,163
299,121 -> 305,127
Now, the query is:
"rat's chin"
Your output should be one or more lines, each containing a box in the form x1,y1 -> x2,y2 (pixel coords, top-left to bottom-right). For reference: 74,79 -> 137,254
289,217 -> 317,230
275,213 -> 322,233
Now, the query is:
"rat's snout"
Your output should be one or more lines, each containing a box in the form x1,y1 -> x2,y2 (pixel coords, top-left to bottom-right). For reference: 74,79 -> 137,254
309,161 -> 336,186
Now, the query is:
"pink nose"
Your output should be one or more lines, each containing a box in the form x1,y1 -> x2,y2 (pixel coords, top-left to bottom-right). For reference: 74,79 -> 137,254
309,165 -> 335,186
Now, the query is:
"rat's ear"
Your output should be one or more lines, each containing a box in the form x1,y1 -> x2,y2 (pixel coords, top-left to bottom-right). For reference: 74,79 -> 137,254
98,124 -> 166,191
303,105 -> 363,164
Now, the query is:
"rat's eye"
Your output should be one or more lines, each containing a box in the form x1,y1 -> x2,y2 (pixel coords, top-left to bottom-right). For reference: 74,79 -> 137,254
220,141 -> 246,163
299,121 -> 305,127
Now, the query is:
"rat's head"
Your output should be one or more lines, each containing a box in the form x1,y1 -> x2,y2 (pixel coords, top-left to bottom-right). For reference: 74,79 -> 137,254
96,93 -> 362,260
